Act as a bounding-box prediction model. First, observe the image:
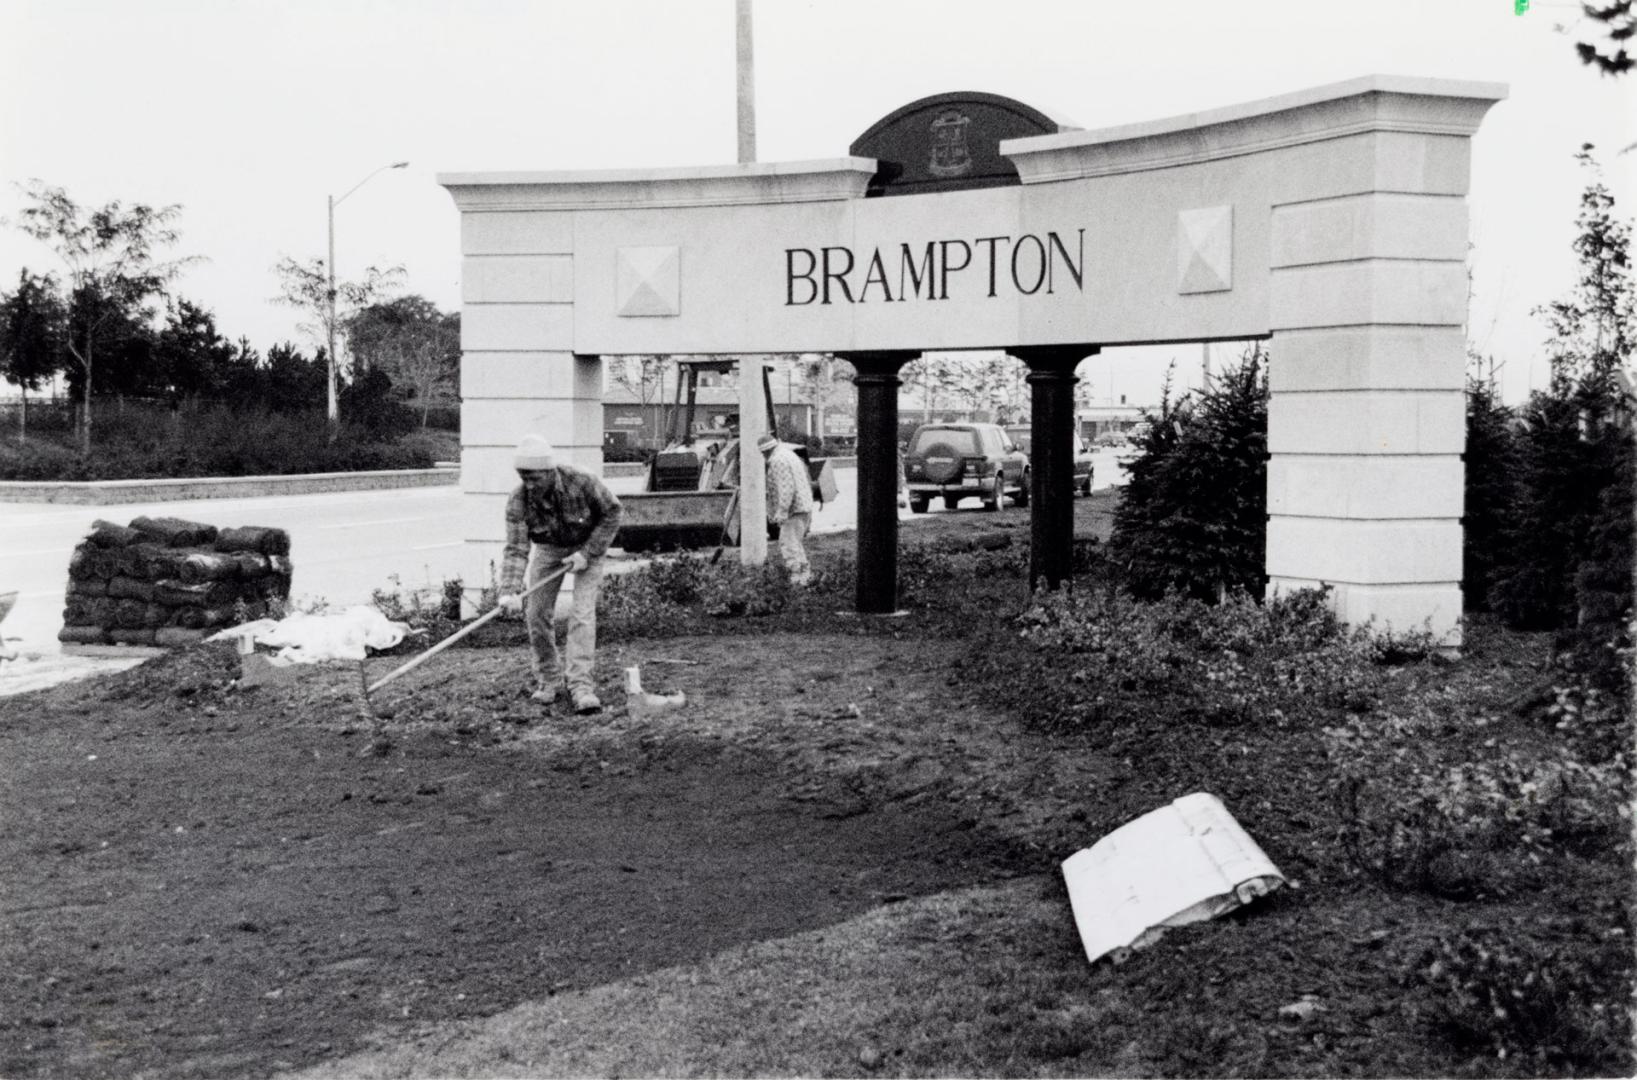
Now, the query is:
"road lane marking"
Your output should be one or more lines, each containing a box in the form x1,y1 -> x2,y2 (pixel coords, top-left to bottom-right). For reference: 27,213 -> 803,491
315,517 -> 426,530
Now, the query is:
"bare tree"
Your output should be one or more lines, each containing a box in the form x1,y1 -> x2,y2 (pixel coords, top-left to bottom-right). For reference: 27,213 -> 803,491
346,296 -> 459,427
609,355 -> 676,443
273,255 -> 403,424
795,353 -> 853,441
9,181 -> 198,452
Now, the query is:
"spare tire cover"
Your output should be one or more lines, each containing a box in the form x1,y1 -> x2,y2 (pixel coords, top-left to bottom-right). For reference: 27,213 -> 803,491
921,442 -> 963,483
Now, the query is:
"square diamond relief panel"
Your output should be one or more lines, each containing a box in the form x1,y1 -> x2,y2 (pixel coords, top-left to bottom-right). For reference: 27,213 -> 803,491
1177,206 -> 1233,294
616,246 -> 681,317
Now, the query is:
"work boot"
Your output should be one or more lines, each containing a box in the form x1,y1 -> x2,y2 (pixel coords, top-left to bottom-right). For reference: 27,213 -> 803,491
571,689 -> 602,715
530,682 -> 566,706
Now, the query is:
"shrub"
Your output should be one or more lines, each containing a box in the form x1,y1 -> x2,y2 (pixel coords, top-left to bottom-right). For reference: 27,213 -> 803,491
700,562 -> 793,617
598,553 -> 798,640
0,402 -> 436,480
0,437 -> 91,480
420,404 -> 460,431
1326,701 -> 1632,898
369,575 -> 474,650
1005,585 -> 1385,731
1488,390 -> 1604,629
339,369 -> 417,440
1415,923 -> 1633,1071
1109,350 -> 1268,603
1462,370 -> 1517,612
1489,150 -> 1635,648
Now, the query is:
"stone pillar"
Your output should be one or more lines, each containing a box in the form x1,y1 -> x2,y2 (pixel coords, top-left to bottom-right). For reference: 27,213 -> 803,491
451,211 -> 594,610
1011,346 -> 1097,591
1267,186 -> 1472,645
839,351 -> 919,613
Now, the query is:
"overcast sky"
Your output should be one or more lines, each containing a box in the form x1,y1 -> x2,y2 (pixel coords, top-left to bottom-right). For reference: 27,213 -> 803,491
2,0 -> 1632,406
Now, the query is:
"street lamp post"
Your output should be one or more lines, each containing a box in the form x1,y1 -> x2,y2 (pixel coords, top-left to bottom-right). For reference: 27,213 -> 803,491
326,161 -> 408,424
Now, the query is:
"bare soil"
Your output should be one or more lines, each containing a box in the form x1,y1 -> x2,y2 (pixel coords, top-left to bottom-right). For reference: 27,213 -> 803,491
2,494 -> 1630,1078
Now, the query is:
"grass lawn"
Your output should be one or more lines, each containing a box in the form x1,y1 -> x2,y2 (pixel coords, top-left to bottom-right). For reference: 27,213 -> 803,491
2,492 -> 1630,1078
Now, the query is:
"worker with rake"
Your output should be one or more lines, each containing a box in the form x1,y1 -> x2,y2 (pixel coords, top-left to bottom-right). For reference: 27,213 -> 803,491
497,435 -> 623,713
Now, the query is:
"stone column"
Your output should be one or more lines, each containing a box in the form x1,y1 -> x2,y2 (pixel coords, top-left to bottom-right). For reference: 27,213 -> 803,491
839,351 -> 919,613
1011,346 -> 1098,591
1267,183 -> 1472,645
450,211 -> 592,610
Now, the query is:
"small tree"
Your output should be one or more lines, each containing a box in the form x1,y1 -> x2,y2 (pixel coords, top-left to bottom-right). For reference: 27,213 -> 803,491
0,269 -> 67,443
263,342 -> 328,414
154,298 -> 236,403
1489,148 -> 1634,652
1110,348 -> 1269,603
1462,356 -> 1518,612
9,181 -> 198,452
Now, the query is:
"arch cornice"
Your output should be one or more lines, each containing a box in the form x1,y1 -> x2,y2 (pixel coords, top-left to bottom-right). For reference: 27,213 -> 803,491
1002,75 -> 1506,183
440,157 -> 877,212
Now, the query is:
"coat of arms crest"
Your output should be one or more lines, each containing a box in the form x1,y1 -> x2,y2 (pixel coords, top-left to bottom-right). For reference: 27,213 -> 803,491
927,109 -> 973,178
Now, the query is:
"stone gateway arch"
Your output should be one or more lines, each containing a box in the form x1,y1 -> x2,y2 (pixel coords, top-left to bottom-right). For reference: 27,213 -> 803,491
441,75 -> 1505,646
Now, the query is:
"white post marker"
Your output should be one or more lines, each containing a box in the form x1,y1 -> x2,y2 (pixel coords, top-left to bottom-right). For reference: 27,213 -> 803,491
738,356 -> 769,566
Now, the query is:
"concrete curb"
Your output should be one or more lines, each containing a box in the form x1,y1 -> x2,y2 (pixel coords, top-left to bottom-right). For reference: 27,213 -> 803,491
0,467 -> 459,505
0,457 -> 855,505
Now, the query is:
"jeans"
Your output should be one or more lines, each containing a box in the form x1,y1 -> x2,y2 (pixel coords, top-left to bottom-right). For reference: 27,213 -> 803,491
776,512 -> 811,583
524,543 -> 605,695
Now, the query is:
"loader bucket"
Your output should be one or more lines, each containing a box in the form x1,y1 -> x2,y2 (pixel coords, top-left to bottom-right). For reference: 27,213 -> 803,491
615,490 -> 737,553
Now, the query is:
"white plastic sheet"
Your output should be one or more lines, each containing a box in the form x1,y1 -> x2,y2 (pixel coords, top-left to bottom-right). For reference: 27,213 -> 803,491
1061,792 -> 1286,964
209,606 -> 408,663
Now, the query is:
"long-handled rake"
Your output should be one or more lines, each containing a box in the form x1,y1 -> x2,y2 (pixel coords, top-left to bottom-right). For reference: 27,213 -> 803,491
357,564 -> 571,728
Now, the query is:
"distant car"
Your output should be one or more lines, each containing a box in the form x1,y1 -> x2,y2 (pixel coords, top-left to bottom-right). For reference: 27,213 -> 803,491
903,422 -> 1029,512
1004,425 -> 1095,496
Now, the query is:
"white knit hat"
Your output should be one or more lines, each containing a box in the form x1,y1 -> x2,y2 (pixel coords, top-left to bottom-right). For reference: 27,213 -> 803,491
514,434 -> 557,471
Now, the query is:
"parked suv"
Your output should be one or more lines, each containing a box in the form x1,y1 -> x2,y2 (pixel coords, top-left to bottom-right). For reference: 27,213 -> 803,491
903,422 -> 1029,512
1003,425 -> 1096,496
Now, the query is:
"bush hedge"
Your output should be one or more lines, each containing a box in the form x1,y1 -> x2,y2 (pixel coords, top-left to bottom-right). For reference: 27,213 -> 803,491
0,403 -> 435,480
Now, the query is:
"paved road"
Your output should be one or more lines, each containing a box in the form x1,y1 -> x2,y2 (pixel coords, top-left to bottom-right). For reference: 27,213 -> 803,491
0,451 -> 1129,689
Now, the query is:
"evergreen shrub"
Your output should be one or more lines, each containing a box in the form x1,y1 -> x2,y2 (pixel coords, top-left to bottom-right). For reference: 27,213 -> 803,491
1109,350 -> 1268,603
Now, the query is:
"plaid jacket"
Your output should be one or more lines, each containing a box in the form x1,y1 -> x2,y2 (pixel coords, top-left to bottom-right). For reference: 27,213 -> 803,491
498,465 -> 623,594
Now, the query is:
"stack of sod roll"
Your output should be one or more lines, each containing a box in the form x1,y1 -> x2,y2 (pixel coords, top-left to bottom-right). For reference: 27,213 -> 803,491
59,516 -> 292,648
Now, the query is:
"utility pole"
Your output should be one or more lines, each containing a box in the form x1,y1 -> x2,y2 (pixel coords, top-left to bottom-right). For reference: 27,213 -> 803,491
325,161 -> 408,428
735,0 -> 756,165
733,1 -> 766,564
739,358 -> 769,566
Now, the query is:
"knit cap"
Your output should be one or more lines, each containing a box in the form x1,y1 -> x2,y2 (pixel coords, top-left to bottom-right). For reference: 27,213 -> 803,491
514,434 -> 556,470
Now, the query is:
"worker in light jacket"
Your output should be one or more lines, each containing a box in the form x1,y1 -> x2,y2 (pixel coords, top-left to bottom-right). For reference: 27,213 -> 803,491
760,434 -> 814,586
497,435 -> 623,713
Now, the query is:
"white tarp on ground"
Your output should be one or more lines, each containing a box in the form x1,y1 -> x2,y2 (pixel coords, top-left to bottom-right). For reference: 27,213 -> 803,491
1061,792 -> 1286,964
210,607 -> 408,663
